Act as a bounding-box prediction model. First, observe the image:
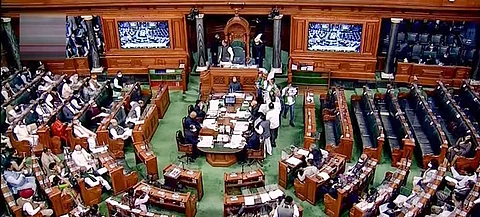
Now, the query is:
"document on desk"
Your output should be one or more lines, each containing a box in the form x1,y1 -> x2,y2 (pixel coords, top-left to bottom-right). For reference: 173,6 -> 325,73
203,119 -> 217,129
268,189 -> 284,200
260,193 -> 271,203
225,135 -> 244,148
286,156 -> 302,166
234,121 -> 250,134
209,100 -> 220,111
297,149 -> 309,156
244,196 -> 255,206
317,172 -> 330,180
198,136 -> 214,148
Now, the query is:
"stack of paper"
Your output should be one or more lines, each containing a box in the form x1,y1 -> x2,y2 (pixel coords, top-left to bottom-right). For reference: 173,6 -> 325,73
198,136 -> 214,148
217,134 -> 230,143
225,135 -> 244,148
203,119 -> 217,129
268,189 -> 284,200
234,121 -> 249,133
317,172 -> 330,180
209,100 -> 220,111
286,157 -> 302,166
244,196 -> 255,206
260,193 -> 271,203
297,149 -> 309,156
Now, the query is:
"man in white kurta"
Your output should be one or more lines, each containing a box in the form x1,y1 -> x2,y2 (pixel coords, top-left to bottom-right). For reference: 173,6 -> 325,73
71,145 -> 94,170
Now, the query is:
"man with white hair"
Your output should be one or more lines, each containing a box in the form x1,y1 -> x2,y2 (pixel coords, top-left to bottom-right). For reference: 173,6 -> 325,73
80,166 -> 112,191
109,119 -> 132,140
253,33 -> 265,68
126,101 -> 143,126
71,145 -> 95,170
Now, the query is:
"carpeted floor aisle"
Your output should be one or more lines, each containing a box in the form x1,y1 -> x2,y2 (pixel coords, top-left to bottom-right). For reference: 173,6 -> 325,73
99,76 -> 422,217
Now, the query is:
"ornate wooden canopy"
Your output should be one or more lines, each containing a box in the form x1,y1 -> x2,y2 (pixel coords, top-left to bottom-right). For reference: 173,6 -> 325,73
223,12 -> 250,60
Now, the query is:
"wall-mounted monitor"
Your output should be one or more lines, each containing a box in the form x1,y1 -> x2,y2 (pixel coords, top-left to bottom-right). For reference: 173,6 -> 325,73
118,21 -> 170,49
307,22 -> 362,53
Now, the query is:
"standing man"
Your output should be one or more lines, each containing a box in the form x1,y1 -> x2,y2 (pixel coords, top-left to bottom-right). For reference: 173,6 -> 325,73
211,34 -> 221,67
253,33 -> 265,68
273,196 -> 300,217
219,40 -> 234,67
266,103 -> 280,148
112,70 -> 124,99
282,83 -> 298,127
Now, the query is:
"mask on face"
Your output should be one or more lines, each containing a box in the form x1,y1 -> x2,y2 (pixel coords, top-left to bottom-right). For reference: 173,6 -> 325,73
118,74 -> 122,78
428,162 -> 432,168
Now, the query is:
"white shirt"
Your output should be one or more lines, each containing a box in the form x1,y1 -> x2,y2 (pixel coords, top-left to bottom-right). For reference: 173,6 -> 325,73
298,165 -> 318,182
14,125 -> 30,139
21,199 -> 41,215
113,77 -> 122,90
450,166 -> 477,189
71,148 -> 92,168
110,126 -> 130,140
135,194 -> 150,212
266,109 -> 280,129
62,83 -> 73,99
282,86 -> 298,106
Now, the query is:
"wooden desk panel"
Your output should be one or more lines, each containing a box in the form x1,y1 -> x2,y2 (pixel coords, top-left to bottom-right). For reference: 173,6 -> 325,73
1,176 -> 23,217
134,142 -> 159,179
224,169 -> 265,193
153,85 -> 170,118
163,164 -> 204,200
133,104 -> 159,144
304,89 -> 316,148
200,68 -> 258,100
395,62 -> 471,87
98,152 -> 139,195
278,150 -> 307,189
294,153 -> 346,204
106,197 -> 175,217
134,182 -> 197,217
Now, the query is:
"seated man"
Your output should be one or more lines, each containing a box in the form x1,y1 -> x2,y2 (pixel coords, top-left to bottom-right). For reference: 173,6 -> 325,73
13,123 -> 39,146
306,144 -> 325,168
244,129 -> 260,150
72,119 -> 107,154
228,76 -> 241,93
3,161 -> 37,194
38,80 -> 52,91
447,135 -> 472,161
61,79 -> 74,99
16,189 -> 54,217
69,73 -> 82,90
184,111 -> 201,132
184,125 -> 199,160
413,159 -> 439,188
298,159 -> 318,182
40,148 -> 62,177
43,71 -> 56,84
71,145 -> 95,170
272,196 -> 300,217
88,74 -> 101,96
79,166 -> 112,191
62,102 -> 79,123
112,71 -> 124,99
125,101 -> 144,127
109,119 -> 132,140
35,98 -> 54,118
194,100 -> 206,119
70,91 -> 85,111
45,87 -> 64,108
86,101 -> 110,128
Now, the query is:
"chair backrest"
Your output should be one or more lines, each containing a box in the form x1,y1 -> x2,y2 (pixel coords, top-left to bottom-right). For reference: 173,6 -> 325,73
407,32 -> 418,43
419,33 -> 430,45
431,34 -> 442,46
181,117 -> 186,130
176,130 -> 184,145
232,46 -> 246,65
397,32 -> 406,42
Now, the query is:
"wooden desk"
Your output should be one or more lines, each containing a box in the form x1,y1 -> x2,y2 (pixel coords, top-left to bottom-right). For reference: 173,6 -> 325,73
324,159 -> 378,217
96,85 -> 137,159
105,197 -> 175,217
31,157 -> 74,216
98,152 -> 139,195
377,89 -> 415,167
64,153 -> 102,207
153,84 -> 170,119
351,87 -> 385,161
134,142 -> 159,179
224,169 -> 265,194
398,160 -> 448,217
403,84 -> 448,168
278,149 -> 307,189
163,164 -> 204,200
303,89 -> 316,148
396,62 -> 470,87
224,185 -> 303,217
350,158 -> 412,217
1,176 -> 22,217
1,71 -> 46,108
322,87 -> 354,160
452,170 -> 480,217
133,104 -> 159,144
133,182 -> 197,217
294,153 -> 346,204
199,68 -> 258,100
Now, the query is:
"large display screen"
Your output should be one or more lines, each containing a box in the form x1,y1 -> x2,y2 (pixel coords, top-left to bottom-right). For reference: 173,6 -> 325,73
307,23 -> 362,53
118,21 -> 170,49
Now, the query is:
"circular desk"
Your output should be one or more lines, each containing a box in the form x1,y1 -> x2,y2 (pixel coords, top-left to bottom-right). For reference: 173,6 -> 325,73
198,145 -> 243,167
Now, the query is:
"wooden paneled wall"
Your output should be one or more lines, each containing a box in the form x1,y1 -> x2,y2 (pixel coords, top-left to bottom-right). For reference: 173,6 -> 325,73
289,14 -> 381,81
100,12 -> 189,74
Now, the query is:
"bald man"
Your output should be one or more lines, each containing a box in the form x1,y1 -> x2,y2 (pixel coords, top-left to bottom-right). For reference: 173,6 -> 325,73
109,119 -> 132,140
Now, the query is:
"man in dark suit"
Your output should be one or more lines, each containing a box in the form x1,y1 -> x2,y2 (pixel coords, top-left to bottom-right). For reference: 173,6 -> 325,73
210,34 -> 221,67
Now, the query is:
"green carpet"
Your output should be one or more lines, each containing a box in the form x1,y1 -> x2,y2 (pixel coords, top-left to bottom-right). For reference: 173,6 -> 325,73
97,76 -> 423,217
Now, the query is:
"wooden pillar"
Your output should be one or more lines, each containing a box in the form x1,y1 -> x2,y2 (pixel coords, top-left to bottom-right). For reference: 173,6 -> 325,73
271,15 -> 283,75
1,17 -> 21,70
382,18 -> 402,79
